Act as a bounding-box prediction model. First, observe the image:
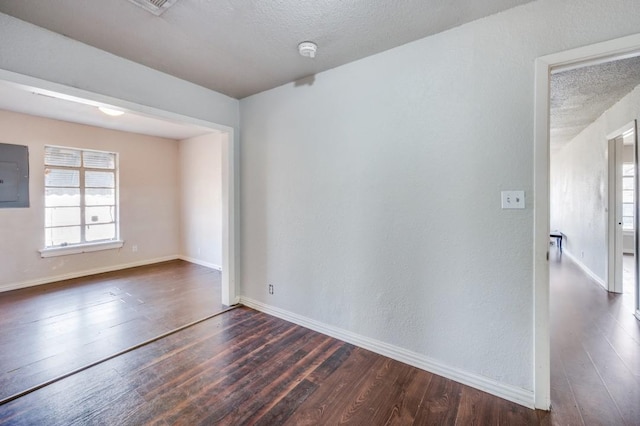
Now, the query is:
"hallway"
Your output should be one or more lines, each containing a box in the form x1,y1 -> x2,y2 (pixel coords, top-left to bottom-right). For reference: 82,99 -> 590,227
550,252 -> 640,424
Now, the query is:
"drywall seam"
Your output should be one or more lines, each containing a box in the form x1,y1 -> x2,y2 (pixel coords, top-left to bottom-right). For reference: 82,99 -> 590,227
240,296 -> 535,409
178,255 -> 222,271
0,255 -> 180,293
563,250 -> 606,289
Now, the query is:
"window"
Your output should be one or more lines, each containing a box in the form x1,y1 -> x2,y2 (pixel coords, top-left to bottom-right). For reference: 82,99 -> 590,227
623,162 -> 635,231
44,146 -> 119,249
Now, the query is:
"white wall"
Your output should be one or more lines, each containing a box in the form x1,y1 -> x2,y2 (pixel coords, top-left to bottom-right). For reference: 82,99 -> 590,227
0,13 -> 239,130
552,85 -> 640,279
0,11 -> 240,300
239,0 -> 640,400
179,133 -> 223,269
0,109 -> 180,291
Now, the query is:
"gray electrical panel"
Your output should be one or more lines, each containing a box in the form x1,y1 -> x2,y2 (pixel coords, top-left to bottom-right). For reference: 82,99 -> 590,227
0,143 -> 29,208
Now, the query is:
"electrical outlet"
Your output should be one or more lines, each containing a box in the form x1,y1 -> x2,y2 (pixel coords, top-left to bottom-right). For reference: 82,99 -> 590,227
268,284 -> 274,295
132,245 -> 138,252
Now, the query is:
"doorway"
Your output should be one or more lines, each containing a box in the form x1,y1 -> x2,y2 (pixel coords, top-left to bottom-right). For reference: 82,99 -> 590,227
534,34 -> 640,409
607,122 -> 638,303
0,69 -> 237,306
0,70 -> 238,404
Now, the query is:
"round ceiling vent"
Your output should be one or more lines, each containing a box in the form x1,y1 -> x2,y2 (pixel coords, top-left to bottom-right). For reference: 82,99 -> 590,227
298,41 -> 318,58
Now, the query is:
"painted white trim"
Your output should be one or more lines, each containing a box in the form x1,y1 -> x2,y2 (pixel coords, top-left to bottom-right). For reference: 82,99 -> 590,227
220,131 -> 238,305
543,34 -> 640,74
563,251 -> 607,289
0,255 -> 180,293
0,68 -> 239,307
534,33 -> 640,410
178,255 -> 222,271
239,296 -> 535,409
608,135 -> 628,293
533,53 -> 552,411
0,69 -> 234,134
39,240 -> 125,258
607,121 -> 636,140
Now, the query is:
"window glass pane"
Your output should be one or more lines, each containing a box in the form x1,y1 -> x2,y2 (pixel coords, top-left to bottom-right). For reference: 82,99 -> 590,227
45,169 -> 79,187
623,190 -> 634,203
86,223 -> 116,242
85,188 -> 115,206
85,171 -> 115,188
45,188 -> 80,207
623,163 -> 635,176
45,207 -> 81,227
83,151 -> 115,169
45,147 -> 81,167
623,203 -> 634,217
46,226 -> 81,247
623,177 -> 634,190
85,206 -> 115,224
44,147 -> 118,248
623,216 -> 634,230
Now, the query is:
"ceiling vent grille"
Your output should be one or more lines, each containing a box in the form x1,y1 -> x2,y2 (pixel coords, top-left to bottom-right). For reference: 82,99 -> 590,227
127,0 -> 178,16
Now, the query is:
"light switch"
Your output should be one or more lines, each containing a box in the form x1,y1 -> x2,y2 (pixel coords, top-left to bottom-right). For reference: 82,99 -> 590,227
501,190 -> 525,209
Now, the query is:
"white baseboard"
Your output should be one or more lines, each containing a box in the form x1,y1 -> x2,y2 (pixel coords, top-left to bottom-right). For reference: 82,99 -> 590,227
239,296 -> 535,409
178,256 -> 222,271
563,250 -> 606,289
0,255 -> 180,293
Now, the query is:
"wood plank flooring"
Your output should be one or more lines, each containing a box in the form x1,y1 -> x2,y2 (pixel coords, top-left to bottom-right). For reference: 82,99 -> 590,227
0,256 -> 638,424
0,306 -> 545,425
549,250 -> 640,425
0,260 -> 224,402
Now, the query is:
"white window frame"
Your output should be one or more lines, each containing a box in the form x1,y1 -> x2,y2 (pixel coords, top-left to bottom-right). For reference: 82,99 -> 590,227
623,162 -> 635,231
39,146 -> 123,258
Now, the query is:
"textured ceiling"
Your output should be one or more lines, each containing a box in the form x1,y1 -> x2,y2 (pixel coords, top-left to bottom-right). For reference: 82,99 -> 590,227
551,56 -> 640,148
0,0 -> 532,99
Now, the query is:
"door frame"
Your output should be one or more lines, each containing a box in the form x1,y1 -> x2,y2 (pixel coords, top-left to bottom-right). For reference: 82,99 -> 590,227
0,68 -> 239,306
607,121 -> 637,294
534,33 -> 640,410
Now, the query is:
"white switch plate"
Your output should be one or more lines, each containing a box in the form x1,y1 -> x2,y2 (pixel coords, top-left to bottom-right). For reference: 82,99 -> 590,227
501,190 -> 525,209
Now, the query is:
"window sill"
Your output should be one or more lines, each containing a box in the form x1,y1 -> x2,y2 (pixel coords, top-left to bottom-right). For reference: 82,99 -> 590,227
39,240 -> 125,258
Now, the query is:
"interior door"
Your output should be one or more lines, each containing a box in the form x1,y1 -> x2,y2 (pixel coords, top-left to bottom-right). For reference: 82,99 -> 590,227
608,136 -> 624,293
607,121 -> 640,304
633,121 -> 640,320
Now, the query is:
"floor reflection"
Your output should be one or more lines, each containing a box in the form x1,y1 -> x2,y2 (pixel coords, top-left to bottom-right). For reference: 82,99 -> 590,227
0,260 -> 224,402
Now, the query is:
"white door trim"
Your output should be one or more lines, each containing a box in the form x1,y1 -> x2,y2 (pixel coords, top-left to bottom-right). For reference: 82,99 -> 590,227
534,33 -> 640,410
0,68 -> 239,306
606,121 -> 636,295
607,136 -> 624,293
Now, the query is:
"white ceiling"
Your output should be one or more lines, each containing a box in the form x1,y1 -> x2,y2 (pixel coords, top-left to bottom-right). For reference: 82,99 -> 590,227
1,1 -> 637,144
0,81 -> 216,140
0,0 -> 533,99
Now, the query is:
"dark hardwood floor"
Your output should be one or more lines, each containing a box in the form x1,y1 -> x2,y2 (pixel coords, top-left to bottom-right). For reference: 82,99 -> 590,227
0,255 -> 638,424
0,260 -> 224,402
549,250 -> 640,425
0,306 -> 545,425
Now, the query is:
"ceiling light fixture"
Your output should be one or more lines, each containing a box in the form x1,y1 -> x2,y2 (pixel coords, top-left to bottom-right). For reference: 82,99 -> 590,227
298,41 -> 318,59
98,106 -> 125,117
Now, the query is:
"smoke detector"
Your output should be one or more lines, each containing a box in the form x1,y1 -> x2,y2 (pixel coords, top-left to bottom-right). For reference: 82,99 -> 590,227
127,0 -> 178,16
298,42 -> 318,59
